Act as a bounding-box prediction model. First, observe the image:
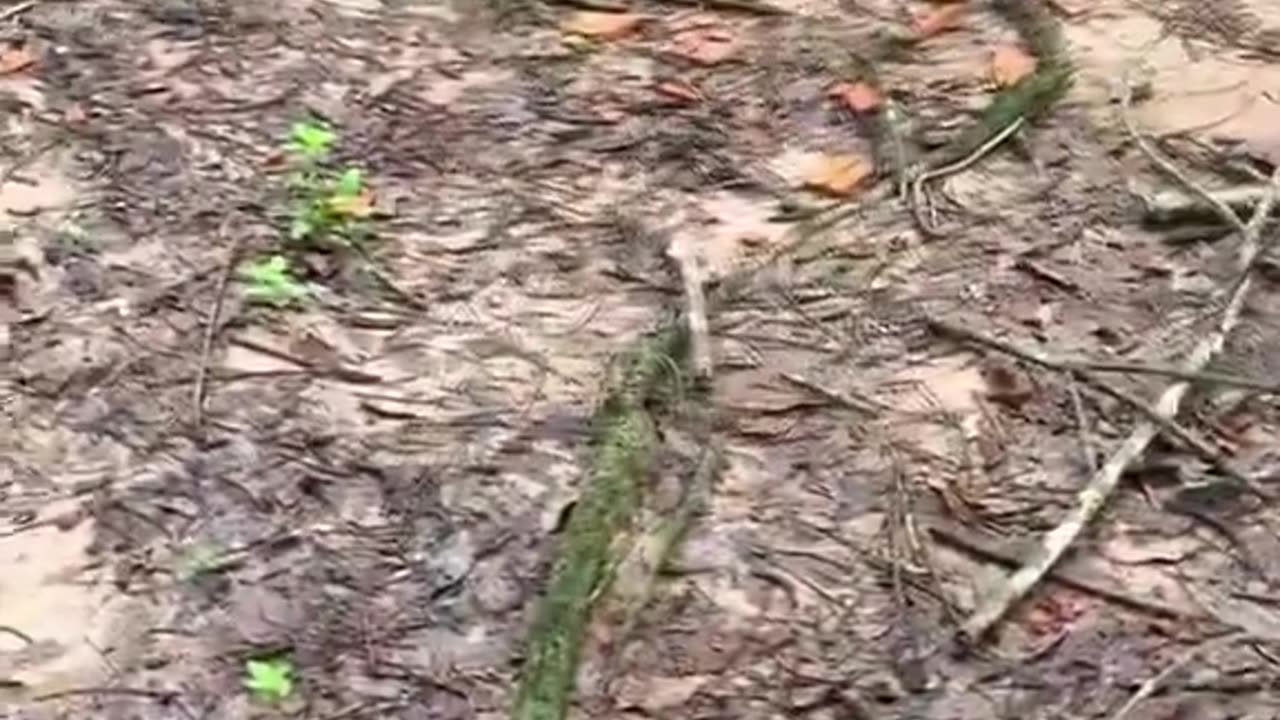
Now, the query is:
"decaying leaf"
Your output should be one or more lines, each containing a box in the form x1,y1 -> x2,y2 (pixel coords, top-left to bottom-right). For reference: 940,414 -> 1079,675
0,47 -> 35,76
989,44 -> 1037,87
328,189 -> 374,218
668,26 -> 738,66
828,81 -> 883,112
803,153 -> 873,197
1021,589 -> 1088,637
911,3 -> 967,40
561,11 -> 645,41
655,79 -> 702,104
980,359 -> 1033,408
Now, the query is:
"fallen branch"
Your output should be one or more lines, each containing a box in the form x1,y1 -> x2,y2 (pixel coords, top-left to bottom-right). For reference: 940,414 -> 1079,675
1106,634 -> 1240,720
954,80 -> 1280,642
653,0 -> 789,15
1142,184 -> 1280,225
512,324 -> 688,720
666,237 -> 713,381
910,0 -> 1073,236
602,443 -> 718,688
928,523 -> 1201,622
191,219 -> 241,431
926,318 -> 1269,499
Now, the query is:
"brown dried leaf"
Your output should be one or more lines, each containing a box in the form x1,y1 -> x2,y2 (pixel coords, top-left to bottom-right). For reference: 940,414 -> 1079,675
828,81 -> 882,112
655,79 -> 702,104
911,3 -> 967,40
989,44 -> 1037,87
0,47 -> 35,76
803,153 -> 873,197
980,359 -> 1033,408
668,27 -> 738,66
561,11 -> 645,41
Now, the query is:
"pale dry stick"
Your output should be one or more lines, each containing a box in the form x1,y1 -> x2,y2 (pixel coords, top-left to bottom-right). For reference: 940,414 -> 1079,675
927,318 -> 1267,499
1106,634 -> 1241,720
910,116 -> 1026,237
957,122 -> 1280,643
1120,78 -> 1249,238
1075,359 -> 1280,395
666,238 -> 713,381
0,1 -> 35,23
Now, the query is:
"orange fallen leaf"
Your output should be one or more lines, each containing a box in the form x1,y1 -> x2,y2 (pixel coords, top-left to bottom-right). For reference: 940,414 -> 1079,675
329,189 -> 375,218
828,81 -> 882,112
911,3 -> 967,40
668,27 -> 738,66
561,11 -> 645,41
655,79 -> 702,104
804,153 -> 873,197
989,44 -> 1037,87
0,47 -> 35,76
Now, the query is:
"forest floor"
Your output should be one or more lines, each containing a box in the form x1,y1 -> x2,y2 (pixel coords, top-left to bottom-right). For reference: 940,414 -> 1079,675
4,0 -> 1280,718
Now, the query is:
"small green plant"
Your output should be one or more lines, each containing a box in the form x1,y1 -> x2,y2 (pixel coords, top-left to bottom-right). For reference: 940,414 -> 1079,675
283,119 -> 371,247
243,656 -> 294,703
238,255 -> 309,307
176,543 -> 222,582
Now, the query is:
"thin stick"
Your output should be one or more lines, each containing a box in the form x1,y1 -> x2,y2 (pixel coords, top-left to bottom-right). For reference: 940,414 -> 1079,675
928,524 -> 1199,621
927,318 -> 1267,499
1106,634 -> 1239,720
652,0 -> 789,15
0,1 -> 36,23
192,221 -> 241,430
667,239 -> 713,381
1120,75 -> 1249,238
1073,360 -> 1280,395
910,116 -> 1026,237
955,86 -> 1280,642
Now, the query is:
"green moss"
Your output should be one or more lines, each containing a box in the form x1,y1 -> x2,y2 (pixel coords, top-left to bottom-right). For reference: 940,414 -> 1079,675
511,325 -> 688,720
930,0 -> 1074,167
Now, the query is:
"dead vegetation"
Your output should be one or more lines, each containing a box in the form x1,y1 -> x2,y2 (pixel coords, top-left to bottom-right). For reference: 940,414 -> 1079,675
3,0 -> 1280,719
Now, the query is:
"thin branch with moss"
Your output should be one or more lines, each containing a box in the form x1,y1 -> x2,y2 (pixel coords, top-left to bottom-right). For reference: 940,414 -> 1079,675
511,324 -> 689,720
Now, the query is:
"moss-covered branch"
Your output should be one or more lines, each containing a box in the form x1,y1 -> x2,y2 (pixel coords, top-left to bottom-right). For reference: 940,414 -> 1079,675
511,324 -> 688,720
928,0 -> 1073,168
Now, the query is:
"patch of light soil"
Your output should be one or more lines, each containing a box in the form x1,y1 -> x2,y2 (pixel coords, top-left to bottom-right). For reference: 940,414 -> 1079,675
0,504 -> 146,700
1,78 -> 147,701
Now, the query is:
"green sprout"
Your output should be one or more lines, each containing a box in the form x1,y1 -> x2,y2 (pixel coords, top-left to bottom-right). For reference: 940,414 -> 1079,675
286,120 -> 335,162
243,656 -> 294,703
281,119 -> 370,248
238,255 -> 309,307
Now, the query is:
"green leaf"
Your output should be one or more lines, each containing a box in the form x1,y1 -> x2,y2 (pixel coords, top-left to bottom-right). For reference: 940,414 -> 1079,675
243,657 -> 294,702
238,255 -> 309,307
333,167 -> 363,197
287,120 -> 335,160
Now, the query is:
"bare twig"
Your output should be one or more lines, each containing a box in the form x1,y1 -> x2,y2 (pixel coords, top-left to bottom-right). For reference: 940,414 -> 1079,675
546,0 -> 628,10
666,238 -> 713,381
1106,635 -> 1240,720
1143,184 -> 1280,225
926,318 -> 1268,499
910,116 -> 1026,237
0,1 -> 36,23
191,220 -> 242,430
928,523 -> 1201,621
954,81 -> 1280,642
653,0 -> 789,15
1120,76 -> 1249,238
